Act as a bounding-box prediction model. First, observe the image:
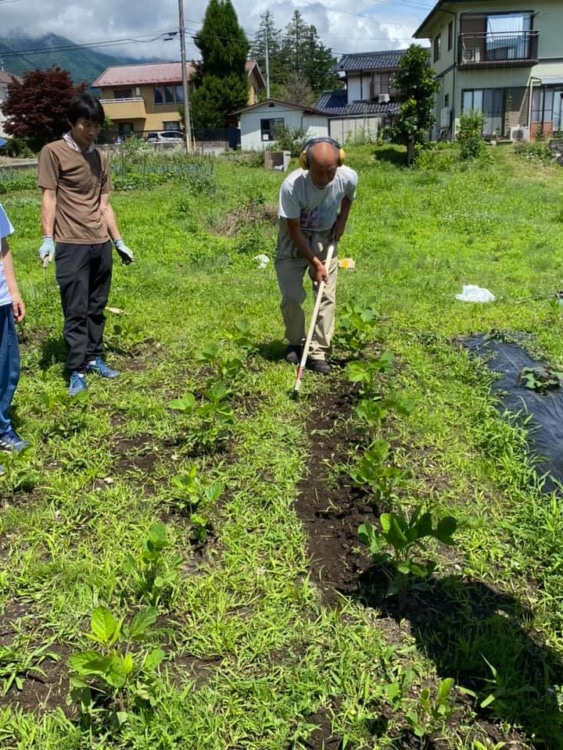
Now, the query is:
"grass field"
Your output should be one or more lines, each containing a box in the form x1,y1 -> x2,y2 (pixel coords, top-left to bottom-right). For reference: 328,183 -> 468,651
1,142 -> 563,748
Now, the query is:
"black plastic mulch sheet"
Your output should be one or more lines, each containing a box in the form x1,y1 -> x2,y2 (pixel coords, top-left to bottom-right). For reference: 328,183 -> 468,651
463,335 -> 563,493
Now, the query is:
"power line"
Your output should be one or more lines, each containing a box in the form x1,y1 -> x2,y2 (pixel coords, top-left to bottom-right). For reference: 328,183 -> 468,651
0,30 -> 177,59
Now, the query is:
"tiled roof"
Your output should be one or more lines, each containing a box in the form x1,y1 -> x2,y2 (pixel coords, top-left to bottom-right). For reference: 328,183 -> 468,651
92,60 -> 259,88
336,49 -> 409,73
315,90 -> 400,117
92,63 -> 195,87
233,98 -> 327,116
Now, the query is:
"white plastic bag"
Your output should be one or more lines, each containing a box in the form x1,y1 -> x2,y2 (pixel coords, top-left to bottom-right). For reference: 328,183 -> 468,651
253,254 -> 270,269
455,285 -> 495,303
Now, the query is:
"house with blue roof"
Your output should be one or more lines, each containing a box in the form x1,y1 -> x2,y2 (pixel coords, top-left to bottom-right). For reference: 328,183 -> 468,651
315,49 -> 408,143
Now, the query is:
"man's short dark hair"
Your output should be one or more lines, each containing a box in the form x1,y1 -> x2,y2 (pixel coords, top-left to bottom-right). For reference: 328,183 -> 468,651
67,93 -> 105,125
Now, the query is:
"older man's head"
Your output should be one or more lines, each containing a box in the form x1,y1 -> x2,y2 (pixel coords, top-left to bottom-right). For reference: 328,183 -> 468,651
307,141 -> 340,189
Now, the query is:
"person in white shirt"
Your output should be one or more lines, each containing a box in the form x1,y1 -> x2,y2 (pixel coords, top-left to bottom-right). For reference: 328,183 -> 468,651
275,137 -> 358,374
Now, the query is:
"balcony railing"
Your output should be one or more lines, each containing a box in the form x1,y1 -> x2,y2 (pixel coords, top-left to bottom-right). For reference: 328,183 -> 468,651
99,97 -> 144,105
458,30 -> 538,65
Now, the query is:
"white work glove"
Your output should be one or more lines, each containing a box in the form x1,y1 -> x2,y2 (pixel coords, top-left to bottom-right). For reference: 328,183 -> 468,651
39,236 -> 55,264
113,238 -> 134,265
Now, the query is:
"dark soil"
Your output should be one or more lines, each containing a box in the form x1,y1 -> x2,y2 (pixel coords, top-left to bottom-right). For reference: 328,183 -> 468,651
291,368 -> 551,749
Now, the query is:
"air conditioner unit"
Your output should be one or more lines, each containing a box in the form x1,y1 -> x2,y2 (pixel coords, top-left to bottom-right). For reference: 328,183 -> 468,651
462,47 -> 480,62
510,125 -> 530,142
378,93 -> 390,104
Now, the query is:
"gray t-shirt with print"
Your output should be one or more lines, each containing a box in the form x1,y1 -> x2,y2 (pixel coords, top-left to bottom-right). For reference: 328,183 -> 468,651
277,165 -> 357,258
279,165 -> 357,228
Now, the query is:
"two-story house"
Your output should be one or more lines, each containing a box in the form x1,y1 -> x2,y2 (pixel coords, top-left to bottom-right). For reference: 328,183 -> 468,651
92,61 -> 265,139
414,0 -> 563,140
315,50 -> 406,142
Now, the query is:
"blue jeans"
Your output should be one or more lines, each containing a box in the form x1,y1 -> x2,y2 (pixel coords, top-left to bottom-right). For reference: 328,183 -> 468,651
0,304 -> 20,433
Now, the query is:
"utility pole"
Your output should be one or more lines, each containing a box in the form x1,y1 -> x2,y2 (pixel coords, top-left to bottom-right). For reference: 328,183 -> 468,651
265,27 -> 270,99
178,0 -> 192,153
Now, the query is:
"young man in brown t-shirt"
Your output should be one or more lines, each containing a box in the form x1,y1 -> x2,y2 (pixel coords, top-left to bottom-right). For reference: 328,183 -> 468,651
37,93 -> 134,397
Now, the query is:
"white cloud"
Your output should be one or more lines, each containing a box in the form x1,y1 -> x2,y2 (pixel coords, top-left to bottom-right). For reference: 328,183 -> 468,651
0,0 -> 428,64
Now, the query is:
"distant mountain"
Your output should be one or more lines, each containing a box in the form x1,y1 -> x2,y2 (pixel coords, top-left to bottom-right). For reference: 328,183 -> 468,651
0,33 -> 158,85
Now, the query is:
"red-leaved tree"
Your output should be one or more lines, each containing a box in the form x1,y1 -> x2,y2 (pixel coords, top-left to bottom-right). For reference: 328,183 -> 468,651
1,67 -> 87,152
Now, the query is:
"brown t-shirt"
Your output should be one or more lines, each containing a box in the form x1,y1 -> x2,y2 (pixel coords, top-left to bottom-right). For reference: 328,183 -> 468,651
38,140 -> 113,244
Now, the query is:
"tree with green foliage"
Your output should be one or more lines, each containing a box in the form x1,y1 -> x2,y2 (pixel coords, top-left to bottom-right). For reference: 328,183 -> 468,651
251,10 -> 339,102
390,44 -> 440,165
1,67 -> 87,152
277,72 -> 316,108
191,0 -> 249,128
280,11 -> 339,98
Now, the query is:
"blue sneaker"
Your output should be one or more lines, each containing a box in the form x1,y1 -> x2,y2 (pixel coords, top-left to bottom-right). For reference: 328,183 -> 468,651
68,371 -> 88,397
86,358 -> 120,378
0,428 -> 28,452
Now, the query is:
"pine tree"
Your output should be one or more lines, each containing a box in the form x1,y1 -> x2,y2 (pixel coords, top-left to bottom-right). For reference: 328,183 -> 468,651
191,0 -> 249,128
280,11 -> 338,99
1,67 -> 87,152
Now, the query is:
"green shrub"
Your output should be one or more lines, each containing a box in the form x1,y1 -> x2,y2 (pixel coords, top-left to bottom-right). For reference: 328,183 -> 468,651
271,124 -> 306,158
458,110 -> 485,160
513,141 -> 553,165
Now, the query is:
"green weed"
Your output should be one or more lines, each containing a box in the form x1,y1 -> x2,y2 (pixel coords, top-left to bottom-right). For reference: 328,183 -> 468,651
359,507 -> 457,594
69,605 -> 164,731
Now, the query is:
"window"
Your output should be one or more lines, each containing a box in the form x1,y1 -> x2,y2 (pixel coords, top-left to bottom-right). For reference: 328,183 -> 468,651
486,13 -> 532,60
115,89 -> 132,100
154,85 -> 182,105
531,89 -> 554,126
163,121 -> 181,131
260,117 -> 284,142
372,72 -> 391,97
448,21 -> 453,51
462,88 -> 513,136
433,34 -> 442,62
175,85 -> 184,104
463,89 -> 484,113
444,93 -> 450,108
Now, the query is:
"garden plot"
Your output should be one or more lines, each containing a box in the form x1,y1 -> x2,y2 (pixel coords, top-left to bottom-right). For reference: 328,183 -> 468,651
1,144 -> 563,748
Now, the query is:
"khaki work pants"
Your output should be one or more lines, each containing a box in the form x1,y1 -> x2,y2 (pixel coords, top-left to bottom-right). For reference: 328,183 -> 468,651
275,231 -> 338,361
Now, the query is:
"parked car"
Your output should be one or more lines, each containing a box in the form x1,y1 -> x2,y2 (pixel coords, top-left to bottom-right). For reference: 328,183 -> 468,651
146,130 -> 184,144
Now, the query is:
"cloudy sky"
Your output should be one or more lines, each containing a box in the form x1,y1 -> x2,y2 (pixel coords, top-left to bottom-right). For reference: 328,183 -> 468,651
0,0 -> 434,62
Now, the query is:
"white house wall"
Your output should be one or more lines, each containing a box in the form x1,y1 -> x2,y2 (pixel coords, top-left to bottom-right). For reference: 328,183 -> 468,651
302,115 -> 329,140
240,104 -> 328,150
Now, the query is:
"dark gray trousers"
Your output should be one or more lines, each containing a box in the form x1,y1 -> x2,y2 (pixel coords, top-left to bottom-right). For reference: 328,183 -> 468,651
55,241 -> 113,373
